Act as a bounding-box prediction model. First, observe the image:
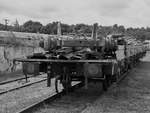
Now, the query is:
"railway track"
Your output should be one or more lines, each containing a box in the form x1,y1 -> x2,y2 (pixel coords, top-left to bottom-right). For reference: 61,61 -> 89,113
0,72 -> 46,85
16,82 -> 84,113
0,75 -> 47,95
0,74 -> 34,85
14,69 -> 131,113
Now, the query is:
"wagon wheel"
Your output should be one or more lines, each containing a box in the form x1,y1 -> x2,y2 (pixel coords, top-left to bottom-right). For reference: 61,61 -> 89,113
106,75 -> 112,87
112,63 -> 121,83
62,74 -> 72,93
116,66 -> 121,82
61,67 -> 72,93
102,74 -> 108,91
129,59 -> 133,69
55,75 -> 61,93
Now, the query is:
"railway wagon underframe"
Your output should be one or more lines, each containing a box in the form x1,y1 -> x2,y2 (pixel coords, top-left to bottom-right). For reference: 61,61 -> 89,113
51,61 -> 118,92
16,59 -> 122,92
50,60 -> 119,92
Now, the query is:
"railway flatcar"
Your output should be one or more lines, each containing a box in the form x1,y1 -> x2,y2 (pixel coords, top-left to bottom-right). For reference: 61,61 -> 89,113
15,23 -> 147,93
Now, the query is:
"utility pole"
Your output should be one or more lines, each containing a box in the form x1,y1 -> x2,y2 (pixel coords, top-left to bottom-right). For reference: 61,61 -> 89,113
4,18 -> 9,31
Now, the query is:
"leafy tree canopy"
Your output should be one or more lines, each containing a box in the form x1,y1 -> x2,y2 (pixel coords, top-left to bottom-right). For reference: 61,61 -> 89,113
0,20 -> 150,41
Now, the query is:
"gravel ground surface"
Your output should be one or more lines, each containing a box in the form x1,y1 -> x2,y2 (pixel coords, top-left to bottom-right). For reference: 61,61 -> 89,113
82,52 -> 150,113
0,78 -> 63,113
33,82 -> 103,113
0,74 -> 47,94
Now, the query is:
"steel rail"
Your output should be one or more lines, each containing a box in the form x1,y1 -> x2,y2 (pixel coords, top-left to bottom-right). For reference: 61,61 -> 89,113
15,69 -> 133,113
16,82 -> 83,113
0,78 -> 47,95
0,75 -> 35,85
15,70 -> 130,113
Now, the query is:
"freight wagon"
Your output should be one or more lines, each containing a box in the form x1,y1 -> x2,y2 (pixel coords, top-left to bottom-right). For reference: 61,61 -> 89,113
15,23 -> 147,92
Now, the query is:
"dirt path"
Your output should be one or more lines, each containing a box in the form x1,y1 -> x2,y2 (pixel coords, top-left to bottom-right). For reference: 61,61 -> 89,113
82,52 -> 150,113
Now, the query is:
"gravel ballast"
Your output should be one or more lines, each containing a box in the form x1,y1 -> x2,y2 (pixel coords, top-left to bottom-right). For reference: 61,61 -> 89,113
33,82 -> 103,113
0,78 -> 63,113
0,74 -> 47,94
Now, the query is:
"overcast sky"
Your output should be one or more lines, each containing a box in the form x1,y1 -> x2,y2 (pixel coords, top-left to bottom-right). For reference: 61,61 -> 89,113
0,0 -> 150,27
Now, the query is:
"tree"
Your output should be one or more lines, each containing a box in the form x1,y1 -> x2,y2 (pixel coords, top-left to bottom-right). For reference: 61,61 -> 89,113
43,22 -> 57,34
61,23 -> 72,34
23,20 -> 43,33
43,22 -> 74,35
98,26 -> 113,37
118,25 -> 125,33
74,24 -> 92,34
0,23 -> 5,30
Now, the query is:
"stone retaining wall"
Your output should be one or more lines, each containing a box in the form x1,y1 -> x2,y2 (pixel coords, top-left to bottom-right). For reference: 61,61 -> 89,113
0,45 -> 44,74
